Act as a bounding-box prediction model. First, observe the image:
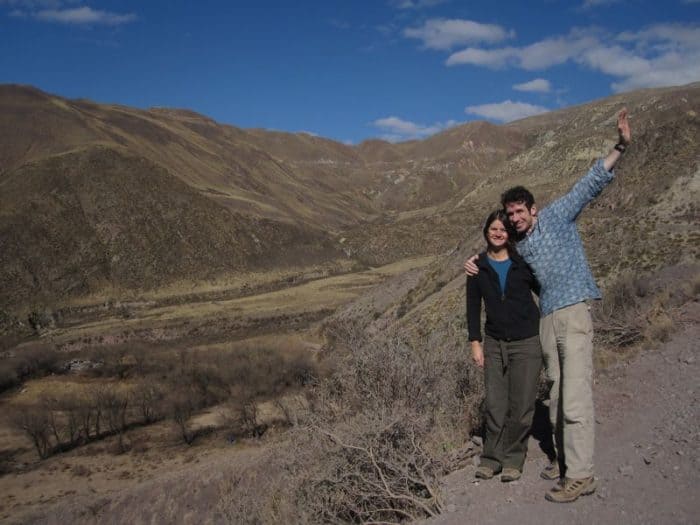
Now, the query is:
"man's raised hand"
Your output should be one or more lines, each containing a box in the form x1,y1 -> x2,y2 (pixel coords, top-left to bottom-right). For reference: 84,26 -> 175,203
618,108 -> 631,145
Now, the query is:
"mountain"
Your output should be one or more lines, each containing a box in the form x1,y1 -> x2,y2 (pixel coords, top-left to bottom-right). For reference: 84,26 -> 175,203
0,84 -> 525,313
330,82 -> 700,351
1,83 -> 698,316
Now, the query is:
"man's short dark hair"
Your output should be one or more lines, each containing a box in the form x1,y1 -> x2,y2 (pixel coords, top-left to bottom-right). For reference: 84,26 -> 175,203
501,186 -> 535,209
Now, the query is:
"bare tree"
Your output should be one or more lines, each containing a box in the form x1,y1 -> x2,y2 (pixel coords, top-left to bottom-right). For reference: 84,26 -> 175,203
9,406 -> 52,459
132,382 -> 164,424
168,391 -> 200,445
101,387 -> 130,452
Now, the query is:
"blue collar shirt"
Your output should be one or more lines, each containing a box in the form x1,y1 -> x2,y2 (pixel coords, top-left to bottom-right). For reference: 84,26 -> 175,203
516,159 -> 615,316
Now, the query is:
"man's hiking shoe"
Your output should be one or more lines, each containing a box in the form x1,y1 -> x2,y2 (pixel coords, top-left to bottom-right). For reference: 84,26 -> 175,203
475,466 -> 499,480
545,476 -> 597,503
500,468 -> 521,482
540,461 -> 560,481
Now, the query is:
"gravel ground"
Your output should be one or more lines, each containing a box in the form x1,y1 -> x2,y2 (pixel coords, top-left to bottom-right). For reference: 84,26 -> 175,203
426,302 -> 699,525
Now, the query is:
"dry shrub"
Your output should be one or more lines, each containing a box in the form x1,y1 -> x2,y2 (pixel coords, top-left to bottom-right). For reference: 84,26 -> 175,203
0,343 -> 62,394
218,395 -> 267,438
131,383 -> 165,424
166,387 -> 203,445
593,266 -> 697,351
645,312 -> 675,343
99,387 -> 130,452
312,328 -> 481,441
7,404 -> 52,459
593,271 -> 648,348
219,412 -> 444,525
219,446 -> 310,525
9,382 -> 167,459
301,413 -> 444,523
159,344 -> 317,442
0,363 -> 19,392
274,394 -> 308,428
219,321 -> 481,523
219,411 -> 445,524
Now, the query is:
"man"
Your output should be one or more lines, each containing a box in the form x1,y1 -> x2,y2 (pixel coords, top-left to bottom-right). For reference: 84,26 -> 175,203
464,109 -> 631,503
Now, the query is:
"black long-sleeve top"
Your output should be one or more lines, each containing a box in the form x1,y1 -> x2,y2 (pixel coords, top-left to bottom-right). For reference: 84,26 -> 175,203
466,251 -> 540,342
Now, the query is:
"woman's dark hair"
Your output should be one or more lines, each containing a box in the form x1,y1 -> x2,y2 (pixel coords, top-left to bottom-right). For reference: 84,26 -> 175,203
482,209 -> 516,252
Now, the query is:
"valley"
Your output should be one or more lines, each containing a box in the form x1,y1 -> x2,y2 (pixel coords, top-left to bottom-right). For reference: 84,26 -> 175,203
0,81 -> 698,523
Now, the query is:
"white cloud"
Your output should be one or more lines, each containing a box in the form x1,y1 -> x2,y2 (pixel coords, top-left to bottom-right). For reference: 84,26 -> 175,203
446,33 -> 597,69
0,0 -> 66,7
446,24 -> 700,92
35,6 -> 136,25
617,23 -> 700,50
444,28 -> 586,68
465,100 -> 549,123
391,0 -> 448,9
580,0 -> 621,9
372,116 -> 457,141
591,24 -> 700,91
513,78 -> 552,93
405,18 -> 514,50
1,2 -> 136,25
446,46 -> 517,67
518,33 -> 598,70
610,51 -> 700,91
578,44 -> 651,77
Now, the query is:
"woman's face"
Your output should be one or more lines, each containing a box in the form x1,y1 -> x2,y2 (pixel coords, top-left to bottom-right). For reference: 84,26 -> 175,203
487,219 -> 509,249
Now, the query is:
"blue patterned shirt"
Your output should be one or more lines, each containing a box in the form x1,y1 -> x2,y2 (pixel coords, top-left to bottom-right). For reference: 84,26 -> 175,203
516,159 -> 614,316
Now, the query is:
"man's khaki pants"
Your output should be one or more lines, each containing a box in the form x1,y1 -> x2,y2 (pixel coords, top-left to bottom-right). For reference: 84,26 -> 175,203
540,302 -> 595,480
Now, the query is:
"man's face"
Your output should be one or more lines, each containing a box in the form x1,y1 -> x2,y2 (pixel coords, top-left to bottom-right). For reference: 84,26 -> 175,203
505,201 -> 536,234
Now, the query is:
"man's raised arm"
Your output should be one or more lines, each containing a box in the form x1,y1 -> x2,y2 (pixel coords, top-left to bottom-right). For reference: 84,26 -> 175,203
549,108 -> 632,223
604,108 -> 631,172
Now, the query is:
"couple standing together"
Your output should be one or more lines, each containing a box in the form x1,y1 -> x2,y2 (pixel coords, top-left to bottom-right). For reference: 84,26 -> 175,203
465,109 -> 631,503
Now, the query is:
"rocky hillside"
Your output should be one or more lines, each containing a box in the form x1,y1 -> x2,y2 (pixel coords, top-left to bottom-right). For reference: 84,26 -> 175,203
0,146 -> 342,311
1,83 -> 698,317
329,82 -> 700,351
0,84 -> 526,314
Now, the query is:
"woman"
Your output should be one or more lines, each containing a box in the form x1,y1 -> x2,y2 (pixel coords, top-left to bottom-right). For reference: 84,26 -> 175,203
466,210 -> 542,482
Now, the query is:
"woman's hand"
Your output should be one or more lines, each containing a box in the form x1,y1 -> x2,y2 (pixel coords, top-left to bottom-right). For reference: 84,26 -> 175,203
471,341 -> 484,368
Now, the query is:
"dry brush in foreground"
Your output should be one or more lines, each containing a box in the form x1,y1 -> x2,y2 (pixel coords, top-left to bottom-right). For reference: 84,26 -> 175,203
219,321 -> 483,523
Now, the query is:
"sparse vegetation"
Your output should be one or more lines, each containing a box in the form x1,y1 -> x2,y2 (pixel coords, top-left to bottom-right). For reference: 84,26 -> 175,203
0,343 -> 62,394
5,341 -> 320,456
593,265 -> 698,351
219,320 -> 481,523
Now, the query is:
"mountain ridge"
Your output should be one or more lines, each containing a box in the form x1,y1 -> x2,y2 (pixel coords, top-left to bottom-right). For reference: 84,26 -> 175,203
1,82 -> 698,316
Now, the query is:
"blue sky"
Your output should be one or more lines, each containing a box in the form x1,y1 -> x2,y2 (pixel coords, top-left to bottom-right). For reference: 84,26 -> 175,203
2,0 -> 699,143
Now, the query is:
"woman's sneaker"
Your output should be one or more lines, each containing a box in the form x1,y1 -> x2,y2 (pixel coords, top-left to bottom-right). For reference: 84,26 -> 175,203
500,468 -> 521,482
540,461 -> 560,480
475,465 -> 500,480
549,477 -> 566,493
